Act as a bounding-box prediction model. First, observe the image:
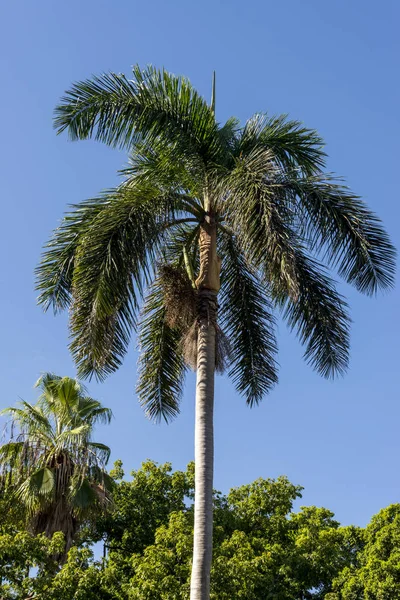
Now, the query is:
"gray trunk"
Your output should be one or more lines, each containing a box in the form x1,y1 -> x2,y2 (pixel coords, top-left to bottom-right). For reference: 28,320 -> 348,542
190,307 -> 216,600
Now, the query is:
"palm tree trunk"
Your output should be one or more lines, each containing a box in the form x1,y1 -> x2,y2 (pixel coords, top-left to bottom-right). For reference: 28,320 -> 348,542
190,206 -> 220,600
190,291 -> 216,600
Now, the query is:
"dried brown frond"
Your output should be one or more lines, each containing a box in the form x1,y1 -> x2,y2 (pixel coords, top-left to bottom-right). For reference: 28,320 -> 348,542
32,499 -> 77,558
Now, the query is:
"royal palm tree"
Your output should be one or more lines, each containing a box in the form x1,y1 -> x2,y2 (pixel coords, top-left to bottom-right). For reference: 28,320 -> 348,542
36,67 -> 395,599
0,374 -> 112,555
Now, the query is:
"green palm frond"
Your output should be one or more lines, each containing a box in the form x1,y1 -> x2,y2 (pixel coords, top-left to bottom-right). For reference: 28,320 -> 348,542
35,372 -> 64,390
54,65 -> 220,162
36,376 -> 81,435
238,113 -> 326,174
36,198 -> 109,312
224,148 -> 351,378
35,374 -> 113,430
137,279 -> 187,423
68,185 -> 180,380
122,138 -> 205,203
0,441 -> 25,465
224,147 -> 302,299
53,376 -> 83,404
55,424 -> 91,447
31,467 -> 55,495
274,254 -> 351,378
163,223 -> 200,272
76,400 -> 113,426
70,478 -> 97,510
17,468 -> 55,503
219,233 -> 278,405
1,402 -> 53,440
49,378 -> 83,423
289,174 -> 396,294
216,116 -> 241,159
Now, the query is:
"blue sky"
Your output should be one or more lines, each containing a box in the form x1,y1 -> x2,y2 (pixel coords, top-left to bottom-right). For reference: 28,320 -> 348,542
1,0 -> 399,527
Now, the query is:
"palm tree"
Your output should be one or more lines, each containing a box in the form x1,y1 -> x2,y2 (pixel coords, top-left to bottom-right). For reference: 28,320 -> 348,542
36,67 -> 395,599
0,373 -> 113,555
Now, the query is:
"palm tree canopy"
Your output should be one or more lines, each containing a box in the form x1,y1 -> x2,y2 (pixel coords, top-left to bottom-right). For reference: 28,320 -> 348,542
37,66 -> 396,422
0,374 -> 113,546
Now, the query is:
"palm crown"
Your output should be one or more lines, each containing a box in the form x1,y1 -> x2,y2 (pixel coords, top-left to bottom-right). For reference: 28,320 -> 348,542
36,66 -> 396,423
0,374 -> 112,550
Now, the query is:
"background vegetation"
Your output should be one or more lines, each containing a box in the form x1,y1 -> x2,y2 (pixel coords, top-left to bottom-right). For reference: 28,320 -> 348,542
1,460 -> 399,599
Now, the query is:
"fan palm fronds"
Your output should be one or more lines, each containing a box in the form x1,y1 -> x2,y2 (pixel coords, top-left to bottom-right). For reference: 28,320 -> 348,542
0,374 -> 113,556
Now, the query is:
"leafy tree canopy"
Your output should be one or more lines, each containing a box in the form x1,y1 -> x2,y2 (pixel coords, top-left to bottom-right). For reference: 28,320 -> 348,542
3,460 -> 396,599
327,504 -> 400,600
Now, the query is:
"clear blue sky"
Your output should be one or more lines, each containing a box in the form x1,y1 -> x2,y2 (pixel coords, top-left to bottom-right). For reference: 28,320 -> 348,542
1,0 -> 399,527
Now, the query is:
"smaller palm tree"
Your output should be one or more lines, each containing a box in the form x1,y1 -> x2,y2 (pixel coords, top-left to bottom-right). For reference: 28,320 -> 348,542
0,373 -> 113,554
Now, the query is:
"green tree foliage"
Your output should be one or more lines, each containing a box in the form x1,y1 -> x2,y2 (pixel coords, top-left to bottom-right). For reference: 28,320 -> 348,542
327,505 -> 400,600
0,531 -> 113,600
117,469 -> 356,599
1,461 -> 399,599
0,485 -> 26,535
0,531 -> 64,599
92,460 -> 192,555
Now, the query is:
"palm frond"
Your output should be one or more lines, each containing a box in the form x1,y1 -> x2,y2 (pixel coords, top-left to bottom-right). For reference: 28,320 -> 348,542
17,468 -> 55,503
0,441 -> 25,465
224,149 -> 351,377
1,402 -> 53,440
70,477 -> 97,510
68,186 -> 177,380
238,113 -> 326,174
54,65 -> 220,163
217,116 -> 240,158
76,399 -> 113,426
162,223 -> 200,272
219,233 -> 278,405
224,147 -> 301,300
55,425 -> 91,447
291,174 -> 396,294
36,198 -> 109,312
122,137 -> 205,204
273,253 -> 351,378
35,372 -> 63,390
137,279 -> 187,423
51,377 -> 82,421
87,442 -> 111,465
248,213 -> 351,377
